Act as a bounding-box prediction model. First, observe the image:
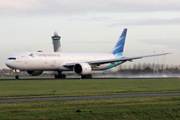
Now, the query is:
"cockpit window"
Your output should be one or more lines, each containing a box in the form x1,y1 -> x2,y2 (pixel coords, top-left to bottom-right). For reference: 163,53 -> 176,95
8,57 -> 16,60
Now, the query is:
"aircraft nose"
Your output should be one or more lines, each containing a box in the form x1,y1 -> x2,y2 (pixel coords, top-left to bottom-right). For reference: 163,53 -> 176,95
5,60 -> 11,68
5,60 -> 15,68
5,57 -> 17,68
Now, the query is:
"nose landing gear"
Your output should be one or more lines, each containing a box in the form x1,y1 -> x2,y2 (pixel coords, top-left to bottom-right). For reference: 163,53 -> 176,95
13,69 -> 20,79
15,75 -> 20,79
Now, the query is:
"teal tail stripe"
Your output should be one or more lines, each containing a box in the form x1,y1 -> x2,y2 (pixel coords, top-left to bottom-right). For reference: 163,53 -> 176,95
113,28 -> 127,57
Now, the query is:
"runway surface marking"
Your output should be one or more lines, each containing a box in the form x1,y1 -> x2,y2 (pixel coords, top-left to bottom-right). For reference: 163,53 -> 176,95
0,93 -> 180,103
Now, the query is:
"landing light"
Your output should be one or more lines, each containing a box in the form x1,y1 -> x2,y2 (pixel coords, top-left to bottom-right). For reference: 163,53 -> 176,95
12,69 -> 20,73
162,75 -> 167,77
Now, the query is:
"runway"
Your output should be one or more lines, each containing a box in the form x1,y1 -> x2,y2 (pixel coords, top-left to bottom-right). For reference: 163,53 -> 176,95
0,93 -> 180,103
0,76 -> 179,81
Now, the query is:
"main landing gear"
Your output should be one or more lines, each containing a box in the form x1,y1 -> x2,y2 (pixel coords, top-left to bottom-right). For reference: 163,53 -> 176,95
54,74 -> 66,79
81,74 -> 93,79
54,71 -> 66,79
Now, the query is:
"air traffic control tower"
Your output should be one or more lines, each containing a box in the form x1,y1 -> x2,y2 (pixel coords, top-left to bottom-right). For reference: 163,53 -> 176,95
52,31 -> 61,52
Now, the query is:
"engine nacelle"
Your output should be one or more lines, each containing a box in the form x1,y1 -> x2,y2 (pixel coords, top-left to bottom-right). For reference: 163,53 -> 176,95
73,63 -> 91,75
27,71 -> 43,76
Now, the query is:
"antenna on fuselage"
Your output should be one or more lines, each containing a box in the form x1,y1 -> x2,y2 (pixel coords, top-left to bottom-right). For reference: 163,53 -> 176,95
52,31 -> 61,52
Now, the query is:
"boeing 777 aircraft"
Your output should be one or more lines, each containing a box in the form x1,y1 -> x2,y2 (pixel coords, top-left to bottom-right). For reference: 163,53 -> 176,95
6,28 -> 168,79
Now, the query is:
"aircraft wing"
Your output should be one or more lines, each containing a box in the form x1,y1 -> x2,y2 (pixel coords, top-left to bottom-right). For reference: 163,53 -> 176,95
64,53 -> 169,67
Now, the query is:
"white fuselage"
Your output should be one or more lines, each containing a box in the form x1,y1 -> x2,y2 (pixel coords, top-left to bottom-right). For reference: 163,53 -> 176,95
6,51 -> 115,71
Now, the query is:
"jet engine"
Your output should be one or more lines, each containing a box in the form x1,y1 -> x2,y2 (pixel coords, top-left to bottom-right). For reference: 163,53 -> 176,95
27,71 -> 43,76
73,63 -> 91,75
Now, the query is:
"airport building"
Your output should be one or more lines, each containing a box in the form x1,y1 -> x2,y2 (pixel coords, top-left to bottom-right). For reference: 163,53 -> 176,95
52,31 -> 61,52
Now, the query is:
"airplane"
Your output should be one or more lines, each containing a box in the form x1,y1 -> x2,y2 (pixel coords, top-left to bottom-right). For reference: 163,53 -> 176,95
5,28 -> 169,79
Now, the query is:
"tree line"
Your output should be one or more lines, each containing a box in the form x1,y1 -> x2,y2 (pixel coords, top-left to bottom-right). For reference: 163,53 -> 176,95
115,63 -> 180,74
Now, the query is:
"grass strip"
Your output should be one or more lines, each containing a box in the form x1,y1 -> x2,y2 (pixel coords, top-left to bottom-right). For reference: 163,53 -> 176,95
0,95 -> 180,119
0,78 -> 180,99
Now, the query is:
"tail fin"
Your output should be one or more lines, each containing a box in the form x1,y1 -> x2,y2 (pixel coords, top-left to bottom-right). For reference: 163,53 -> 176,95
112,28 -> 127,58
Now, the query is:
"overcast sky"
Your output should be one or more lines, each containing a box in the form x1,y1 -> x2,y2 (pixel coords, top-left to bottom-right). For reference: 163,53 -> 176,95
0,0 -> 180,69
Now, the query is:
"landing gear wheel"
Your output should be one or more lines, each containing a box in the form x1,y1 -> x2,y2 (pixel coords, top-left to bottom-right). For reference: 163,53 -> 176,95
81,74 -> 93,79
90,74 -> 93,78
55,74 -> 66,79
15,75 -> 20,79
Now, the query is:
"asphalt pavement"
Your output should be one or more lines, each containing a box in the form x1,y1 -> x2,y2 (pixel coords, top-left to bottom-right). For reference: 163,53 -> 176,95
1,93 -> 180,103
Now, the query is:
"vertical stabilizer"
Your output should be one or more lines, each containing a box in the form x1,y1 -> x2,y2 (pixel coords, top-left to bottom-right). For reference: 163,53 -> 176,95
112,28 -> 127,58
